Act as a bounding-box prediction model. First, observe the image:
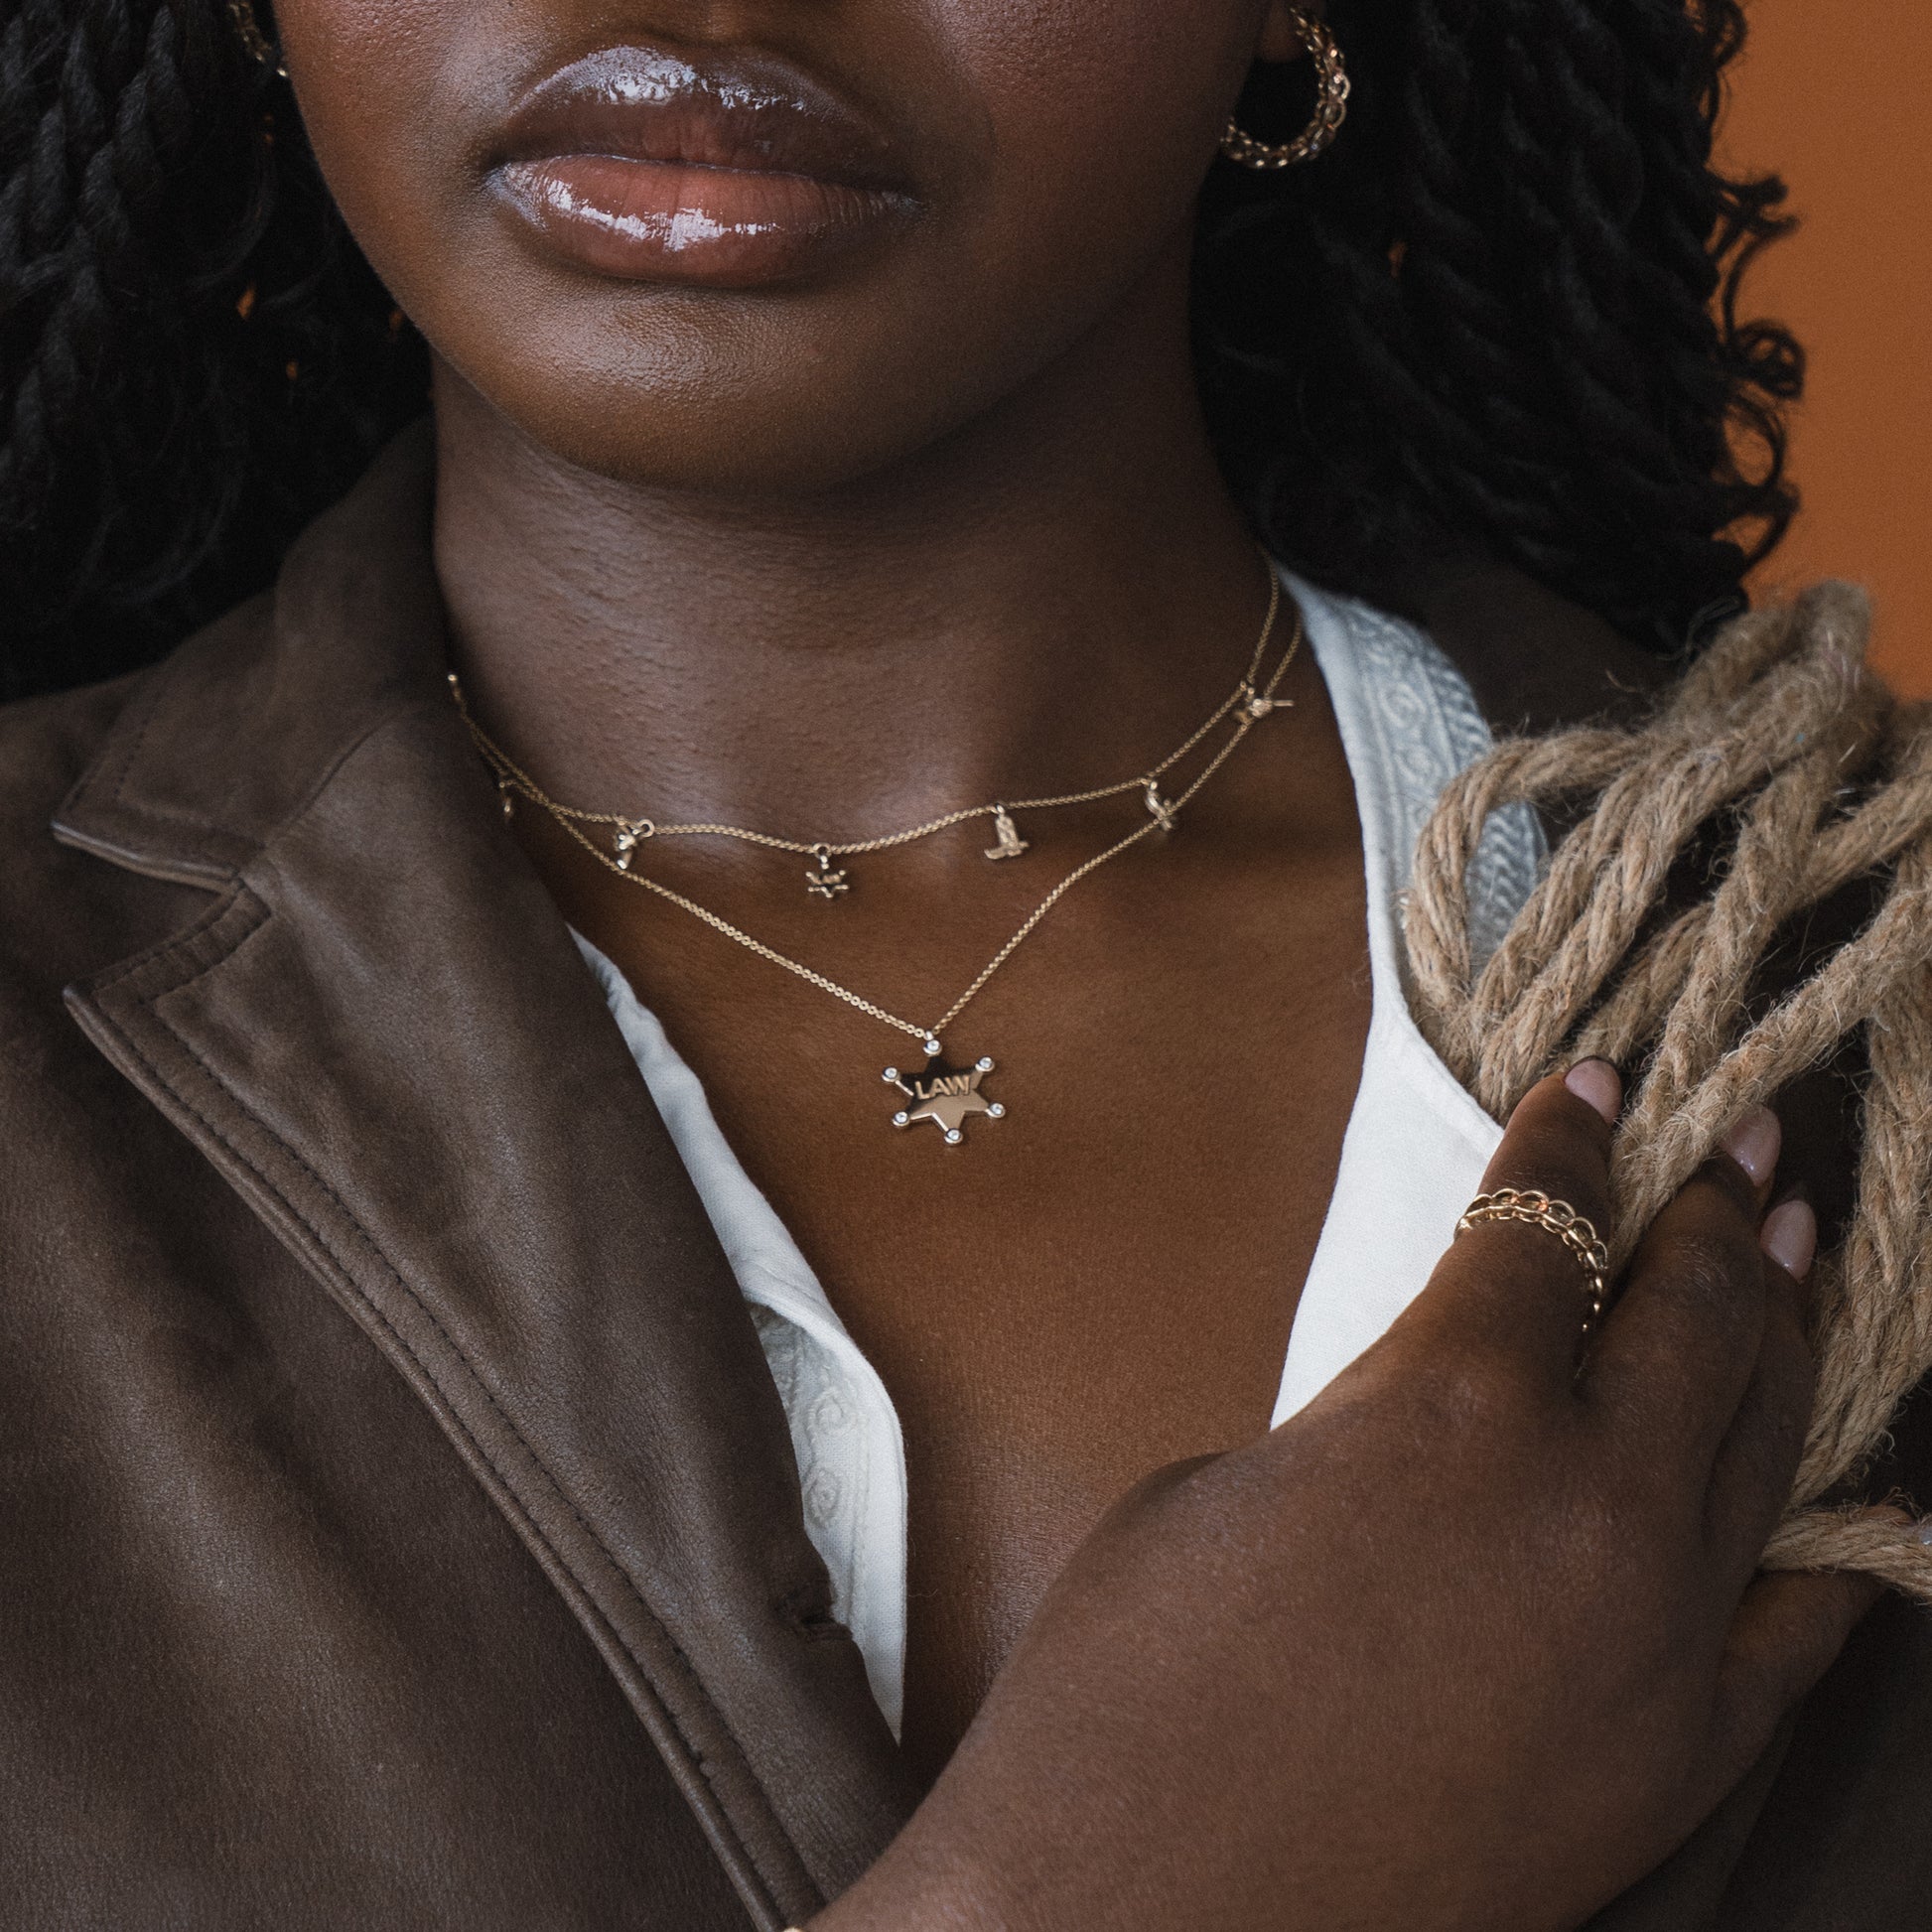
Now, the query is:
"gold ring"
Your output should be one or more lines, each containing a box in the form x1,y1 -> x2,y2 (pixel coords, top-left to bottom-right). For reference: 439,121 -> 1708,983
1455,1188 -> 1610,1330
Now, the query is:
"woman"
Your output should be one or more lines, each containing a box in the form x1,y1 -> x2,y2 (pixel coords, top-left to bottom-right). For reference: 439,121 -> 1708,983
2,1 -> 1927,1926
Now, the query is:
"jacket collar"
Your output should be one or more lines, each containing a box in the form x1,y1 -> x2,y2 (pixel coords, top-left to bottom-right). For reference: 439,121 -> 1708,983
55,426 -> 914,1928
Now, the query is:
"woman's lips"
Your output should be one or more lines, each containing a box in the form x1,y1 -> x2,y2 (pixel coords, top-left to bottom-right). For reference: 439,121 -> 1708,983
497,156 -> 912,286
490,45 -> 919,286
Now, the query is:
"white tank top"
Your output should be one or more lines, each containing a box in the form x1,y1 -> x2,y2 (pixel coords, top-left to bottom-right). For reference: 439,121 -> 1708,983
574,574 -> 1543,1736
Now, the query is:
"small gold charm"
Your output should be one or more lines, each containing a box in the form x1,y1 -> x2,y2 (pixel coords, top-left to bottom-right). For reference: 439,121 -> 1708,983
983,807 -> 1030,862
498,781 -> 516,822
806,845 -> 850,899
1143,780 -> 1178,832
1240,682 -> 1291,721
613,818 -> 654,871
884,1046 -> 1004,1146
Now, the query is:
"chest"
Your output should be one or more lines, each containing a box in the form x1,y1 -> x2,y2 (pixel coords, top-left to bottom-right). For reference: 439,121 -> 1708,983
543,757 -> 1372,1776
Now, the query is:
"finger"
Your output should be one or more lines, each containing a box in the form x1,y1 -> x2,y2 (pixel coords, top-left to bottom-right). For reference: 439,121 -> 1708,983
1704,1233 -> 1817,1586
1720,1104 -> 1784,1218
1401,1061 -> 1619,1381
1585,1111 -> 1785,1466
1692,1565 -> 1885,1815
1758,1196 -> 1819,1291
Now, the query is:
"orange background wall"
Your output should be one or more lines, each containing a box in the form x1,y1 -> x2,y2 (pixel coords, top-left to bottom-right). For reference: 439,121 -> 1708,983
1724,0 -> 1932,692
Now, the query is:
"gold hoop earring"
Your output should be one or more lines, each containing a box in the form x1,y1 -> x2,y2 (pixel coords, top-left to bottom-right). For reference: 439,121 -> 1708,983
227,0 -> 289,78
1220,11 -> 1350,171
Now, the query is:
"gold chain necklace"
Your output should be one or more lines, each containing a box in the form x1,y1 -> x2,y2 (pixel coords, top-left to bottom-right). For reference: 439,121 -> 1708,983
459,561 -> 1287,900
450,577 -> 1303,1147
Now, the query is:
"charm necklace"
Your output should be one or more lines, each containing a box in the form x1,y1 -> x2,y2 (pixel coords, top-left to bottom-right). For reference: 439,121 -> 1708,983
461,561 -> 1289,899
451,566 -> 1303,1147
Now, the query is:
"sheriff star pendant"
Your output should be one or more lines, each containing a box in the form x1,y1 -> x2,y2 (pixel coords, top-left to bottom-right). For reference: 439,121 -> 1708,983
883,1047 -> 1005,1146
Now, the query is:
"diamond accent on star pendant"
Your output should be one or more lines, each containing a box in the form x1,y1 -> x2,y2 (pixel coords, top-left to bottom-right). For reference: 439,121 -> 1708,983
883,1052 -> 1002,1146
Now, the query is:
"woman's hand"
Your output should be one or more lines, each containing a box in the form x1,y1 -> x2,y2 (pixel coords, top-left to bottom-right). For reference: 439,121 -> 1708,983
816,1062 -> 1878,1932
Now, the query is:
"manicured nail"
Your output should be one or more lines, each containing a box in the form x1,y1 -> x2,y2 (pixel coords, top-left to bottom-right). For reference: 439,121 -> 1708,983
1564,1059 -> 1621,1125
1760,1198 -> 1817,1280
1721,1105 -> 1782,1186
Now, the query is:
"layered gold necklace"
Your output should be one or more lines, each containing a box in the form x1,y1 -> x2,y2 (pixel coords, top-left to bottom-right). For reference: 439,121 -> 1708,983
451,562 -> 1303,1147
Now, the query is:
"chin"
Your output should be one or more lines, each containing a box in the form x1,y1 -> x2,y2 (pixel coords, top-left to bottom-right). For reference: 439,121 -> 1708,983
425,264 -> 1055,501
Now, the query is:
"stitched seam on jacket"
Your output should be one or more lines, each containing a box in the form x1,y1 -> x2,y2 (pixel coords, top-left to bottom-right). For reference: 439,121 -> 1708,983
86,657 -> 455,861
84,987 -> 801,1922
85,888 -> 267,998
98,663 -> 230,836
108,675 -> 184,816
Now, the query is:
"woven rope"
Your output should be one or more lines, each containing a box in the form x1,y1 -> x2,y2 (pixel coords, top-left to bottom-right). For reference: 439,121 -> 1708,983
1405,583 -> 1932,1600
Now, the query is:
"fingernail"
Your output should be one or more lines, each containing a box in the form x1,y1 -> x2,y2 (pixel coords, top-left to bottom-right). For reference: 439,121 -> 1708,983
1721,1105 -> 1782,1185
1760,1198 -> 1817,1280
1564,1058 -> 1621,1125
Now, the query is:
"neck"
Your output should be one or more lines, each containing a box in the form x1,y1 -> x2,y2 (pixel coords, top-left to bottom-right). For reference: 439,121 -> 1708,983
432,270 -> 1272,839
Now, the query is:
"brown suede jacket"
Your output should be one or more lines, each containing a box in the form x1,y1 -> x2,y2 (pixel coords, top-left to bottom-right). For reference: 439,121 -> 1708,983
1,431 -> 1927,1929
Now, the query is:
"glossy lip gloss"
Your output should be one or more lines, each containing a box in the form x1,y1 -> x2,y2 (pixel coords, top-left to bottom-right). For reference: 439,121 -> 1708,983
490,46 -> 920,288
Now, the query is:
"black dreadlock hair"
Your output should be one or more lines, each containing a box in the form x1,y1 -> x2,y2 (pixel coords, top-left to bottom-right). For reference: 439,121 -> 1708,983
0,0 -> 1800,701
1198,0 -> 1800,647
0,0 -> 425,701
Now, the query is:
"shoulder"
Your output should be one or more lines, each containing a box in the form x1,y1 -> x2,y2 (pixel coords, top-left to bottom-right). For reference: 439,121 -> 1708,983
1400,577 -> 1932,1577
0,672 -> 142,829
1400,577 -> 1908,1242
0,673 -> 143,992
0,670 -> 222,1165
1356,557 -> 1673,738
0,671 -> 212,989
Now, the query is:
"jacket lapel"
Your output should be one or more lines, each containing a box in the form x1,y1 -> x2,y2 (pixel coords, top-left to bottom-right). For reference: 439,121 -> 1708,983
55,430 -> 915,1929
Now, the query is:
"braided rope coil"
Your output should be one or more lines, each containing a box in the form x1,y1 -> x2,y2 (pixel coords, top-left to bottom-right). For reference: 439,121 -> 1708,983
1405,582 -> 1932,1599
